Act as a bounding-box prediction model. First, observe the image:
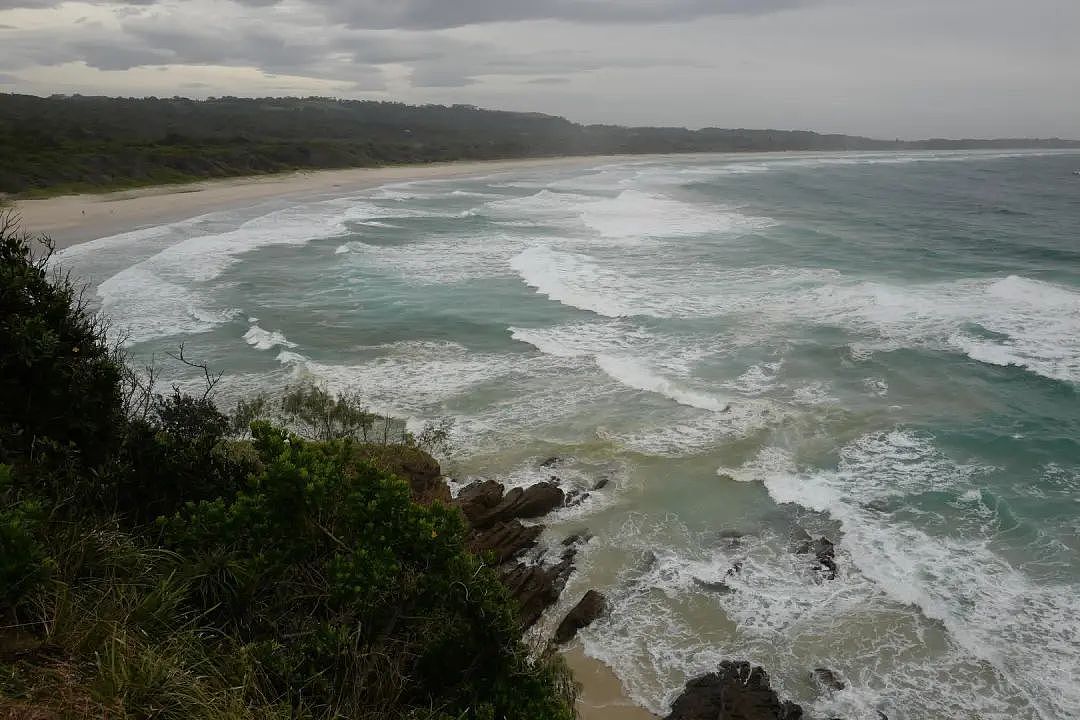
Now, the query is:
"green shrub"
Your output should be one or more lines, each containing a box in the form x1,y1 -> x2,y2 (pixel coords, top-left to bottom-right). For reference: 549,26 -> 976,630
164,423 -> 573,720
0,214 -> 125,481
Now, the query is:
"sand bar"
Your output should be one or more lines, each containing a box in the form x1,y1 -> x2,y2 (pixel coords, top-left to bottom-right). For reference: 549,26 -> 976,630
10,156 -> 618,248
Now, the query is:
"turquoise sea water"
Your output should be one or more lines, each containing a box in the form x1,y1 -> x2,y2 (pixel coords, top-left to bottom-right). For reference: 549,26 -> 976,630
61,150 -> 1080,720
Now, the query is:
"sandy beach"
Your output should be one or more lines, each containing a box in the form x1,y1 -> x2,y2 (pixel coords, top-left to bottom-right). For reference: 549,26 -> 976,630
565,646 -> 659,720
10,156 -> 616,248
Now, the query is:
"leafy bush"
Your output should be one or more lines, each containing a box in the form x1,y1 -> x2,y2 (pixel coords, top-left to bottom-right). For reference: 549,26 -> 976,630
0,212 -> 124,477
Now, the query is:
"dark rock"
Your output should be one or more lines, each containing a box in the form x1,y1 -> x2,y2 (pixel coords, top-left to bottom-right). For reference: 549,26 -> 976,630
726,561 -> 743,577
693,578 -> 735,595
565,489 -> 590,507
455,480 -> 505,524
501,547 -> 576,628
593,476 -> 611,491
717,529 -> 745,540
540,456 -> 560,468
666,661 -> 804,720
469,520 -> 543,564
554,590 -> 608,644
562,531 -> 593,547
811,667 -> 846,691
795,536 -> 838,580
473,481 -> 565,530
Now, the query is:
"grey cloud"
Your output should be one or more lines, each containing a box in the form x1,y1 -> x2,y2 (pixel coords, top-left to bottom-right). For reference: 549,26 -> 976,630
0,0 -> 804,24
0,72 -> 18,83
525,77 -> 570,85
301,0 -> 805,29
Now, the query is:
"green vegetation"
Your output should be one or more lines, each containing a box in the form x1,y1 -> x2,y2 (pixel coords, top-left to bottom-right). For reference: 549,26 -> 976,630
3,93 -> 1077,196
0,216 -> 574,719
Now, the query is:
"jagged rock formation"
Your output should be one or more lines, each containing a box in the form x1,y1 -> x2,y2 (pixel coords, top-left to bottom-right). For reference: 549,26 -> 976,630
554,590 -> 608,644
666,661 -> 804,720
450,475 -> 583,628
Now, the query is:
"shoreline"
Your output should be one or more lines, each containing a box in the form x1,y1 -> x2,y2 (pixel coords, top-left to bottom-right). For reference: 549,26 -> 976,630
564,646 -> 659,720
10,155 -> 620,249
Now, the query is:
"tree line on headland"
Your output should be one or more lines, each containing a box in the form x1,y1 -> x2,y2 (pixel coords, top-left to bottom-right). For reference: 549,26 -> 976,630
2,92 -> 1077,196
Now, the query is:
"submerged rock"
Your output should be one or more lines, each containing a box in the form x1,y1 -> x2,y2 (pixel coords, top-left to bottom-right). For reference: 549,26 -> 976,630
562,530 -> 593,547
795,535 -> 838,580
666,661 -> 804,720
540,455 -> 560,468
554,590 -> 608,644
693,577 -> 736,595
592,476 -> 611,491
811,667 -> 846,691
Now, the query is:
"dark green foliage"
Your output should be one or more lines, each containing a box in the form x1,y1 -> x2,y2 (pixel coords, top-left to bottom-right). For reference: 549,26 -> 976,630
164,423 -> 571,719
0,218 -> 574,719
113,389 -> 254,523
0,464 -> 47,608
0,214 -> 124,472
2,93 -> 1076,195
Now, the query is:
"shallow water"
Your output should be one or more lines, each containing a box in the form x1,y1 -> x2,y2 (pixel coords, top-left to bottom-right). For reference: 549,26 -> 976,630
61,150 -> 1080,720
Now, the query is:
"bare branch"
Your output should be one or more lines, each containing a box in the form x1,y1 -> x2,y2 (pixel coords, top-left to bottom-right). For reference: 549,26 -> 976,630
166,343 -> 223,400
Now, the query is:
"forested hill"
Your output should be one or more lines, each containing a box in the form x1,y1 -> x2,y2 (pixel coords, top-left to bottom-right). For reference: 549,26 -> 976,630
2,93 -> 1077,195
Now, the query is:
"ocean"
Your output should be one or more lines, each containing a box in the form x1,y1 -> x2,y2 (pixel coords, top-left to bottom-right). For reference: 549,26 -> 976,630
60,150 -> 1080,720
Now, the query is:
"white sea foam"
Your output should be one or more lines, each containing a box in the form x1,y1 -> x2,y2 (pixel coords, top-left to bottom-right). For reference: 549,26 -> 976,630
510,246 -> 644,317
760,432 -> 1080,719
578,189 -> 770,240
346,230 -> 528,284
95,201 -> 377,342
274,340 -> 540,419
243,324 -> 296,351
595,355 -> 730,412
793,275 -> 1080,384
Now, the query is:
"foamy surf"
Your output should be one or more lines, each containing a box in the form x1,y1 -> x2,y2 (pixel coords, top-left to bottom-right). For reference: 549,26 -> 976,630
57,149 -> 1080,720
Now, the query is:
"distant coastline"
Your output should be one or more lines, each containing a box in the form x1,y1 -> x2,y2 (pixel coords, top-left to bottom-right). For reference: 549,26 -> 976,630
3,93 -> 1078,201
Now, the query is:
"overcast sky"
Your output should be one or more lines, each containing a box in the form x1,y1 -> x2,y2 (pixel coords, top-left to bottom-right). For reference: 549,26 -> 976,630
1,0 -> 1077,139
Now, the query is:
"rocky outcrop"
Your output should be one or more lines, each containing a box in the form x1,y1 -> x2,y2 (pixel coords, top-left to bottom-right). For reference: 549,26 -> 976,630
554,590 -> 607,644
666,661 -> 804,720
469,520 -> 543,564
456,479 -> 506,524
462,481 -> 565,530
502,545 -> 578,628
453,477 -> 583,629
